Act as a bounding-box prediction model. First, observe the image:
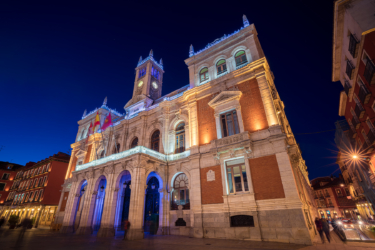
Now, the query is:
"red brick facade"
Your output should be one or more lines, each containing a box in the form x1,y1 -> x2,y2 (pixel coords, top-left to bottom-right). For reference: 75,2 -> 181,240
200,165 -> 224,204
237,79 -> 269,133
249,155 -> 285,200
197,95 -> 217,145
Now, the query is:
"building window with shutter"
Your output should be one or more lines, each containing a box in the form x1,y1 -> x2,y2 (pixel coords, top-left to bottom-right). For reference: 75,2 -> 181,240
175,123 -> 185,153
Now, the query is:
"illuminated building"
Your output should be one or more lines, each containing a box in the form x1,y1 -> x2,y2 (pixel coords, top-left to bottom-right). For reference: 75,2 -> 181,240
333,0 -> 375,220
1,153 -> 70,228
59,16 -> 316,244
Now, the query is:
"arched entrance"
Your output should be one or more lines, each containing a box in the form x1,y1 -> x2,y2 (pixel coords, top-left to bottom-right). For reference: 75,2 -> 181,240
73,180 -> 88,232
114,170 -> 132,232
92,177 -> 106,233
144,176 -> 159,234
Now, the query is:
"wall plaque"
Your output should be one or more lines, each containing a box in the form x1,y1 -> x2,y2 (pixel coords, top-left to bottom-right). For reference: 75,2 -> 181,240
207,170 -> 215,181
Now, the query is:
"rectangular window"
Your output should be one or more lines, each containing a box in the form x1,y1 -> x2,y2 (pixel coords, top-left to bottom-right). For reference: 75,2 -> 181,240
363,53 -> 375,85
226,161 -> 249,194
336,188 -> 343,197
0,183 -> 5,191
220,110 -> 240,137
348,33 -> 359,58
2,173 -> 10,180
346,60 -> 354,79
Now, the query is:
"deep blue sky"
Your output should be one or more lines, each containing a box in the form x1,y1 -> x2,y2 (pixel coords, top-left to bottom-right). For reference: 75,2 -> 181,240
0,1 -> 342,179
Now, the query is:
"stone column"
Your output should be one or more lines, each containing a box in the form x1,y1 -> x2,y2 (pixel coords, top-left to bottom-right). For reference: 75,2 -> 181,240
97,168 -> 116,237
235,106 -> 245,133
126,165 -> 146,240
255,72 -> 278,127
60,180 -> 80,233
157,188 -> 169,235
76,176 -> 97,235
185,124 -> 190,150
214,114 -> 221,139
188,102 -> 198,147
188,161 -> 203,238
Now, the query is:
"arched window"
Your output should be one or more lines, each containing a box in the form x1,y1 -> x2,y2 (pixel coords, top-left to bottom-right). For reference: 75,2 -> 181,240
46,163 -> 51,172
199,68 -> 209,83
151,130 -> 160,152
100,150 -> 105,159
175,123 -> 185,153
34,190 -> 40,201
113,143 -> 120,154
131,137 -> 138,148
29,192 -> 34,202
171,173 -> 190,210
235,50 -> 247,67
42,165 -> 46,173
216,59 -> 227,75
38,178 -> 43,187
39,190 -> 44,201
43,176 -> 47,186
24,193 -> 30,203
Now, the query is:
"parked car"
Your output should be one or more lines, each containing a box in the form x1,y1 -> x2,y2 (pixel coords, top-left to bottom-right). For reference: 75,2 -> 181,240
337,219 -> 354,229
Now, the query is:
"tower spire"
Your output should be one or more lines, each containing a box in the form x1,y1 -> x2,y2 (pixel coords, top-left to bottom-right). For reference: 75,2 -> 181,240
189,44 -> 194,57
138,56 -> 142,63
243,15 -> 250,27
159,58 -> 163,65
149,49 -> 153,57
103,96 -> 107,106
83,109 -> 87,117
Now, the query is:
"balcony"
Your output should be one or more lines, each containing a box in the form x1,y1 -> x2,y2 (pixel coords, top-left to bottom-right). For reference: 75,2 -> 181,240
354,102 -> 365,119
346,60 -> 355,79
368,130 -> 375,145
327,203 -> 334,208
344,80 -> 352,96
364,60 -> 375,85
359,85 -> 371,104
351,116 -> 360,129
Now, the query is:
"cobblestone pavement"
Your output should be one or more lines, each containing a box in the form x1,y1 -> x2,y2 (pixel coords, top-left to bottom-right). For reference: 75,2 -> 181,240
1,228 -> 375,250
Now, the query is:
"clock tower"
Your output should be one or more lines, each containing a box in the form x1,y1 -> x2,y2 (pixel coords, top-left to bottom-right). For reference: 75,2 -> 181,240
132,50 -> 164,101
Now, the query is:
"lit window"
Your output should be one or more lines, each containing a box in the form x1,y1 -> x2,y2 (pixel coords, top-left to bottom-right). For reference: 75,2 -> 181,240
199,68 -> 209,83
336,188 -> 343,197
226,161 -> 249,194
151,130 -> 160,152
216,59 -> 227,75
131,137 -> 138,148
175,123 -> 185,153
220,110 -> 240,137
235,51 -> 247,67
171,173 -> 190,210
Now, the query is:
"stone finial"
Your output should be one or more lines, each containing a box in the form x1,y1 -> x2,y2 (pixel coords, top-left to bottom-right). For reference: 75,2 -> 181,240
83,109 -> 87,117
138,56 -> 142,63
103,96 -> 107,106
149,49 -> 153,57
159,58 -> 163,65
189,44 -> 194,57
243,15 -> 250,27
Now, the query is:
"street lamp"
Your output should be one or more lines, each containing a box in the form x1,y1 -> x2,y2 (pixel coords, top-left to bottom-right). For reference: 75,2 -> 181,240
353,155 -> 358,159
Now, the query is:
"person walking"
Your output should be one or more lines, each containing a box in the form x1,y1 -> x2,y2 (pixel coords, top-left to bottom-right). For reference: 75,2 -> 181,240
315,217 -> 325,243
322,218 -> 331,243
123,220 -> 130,240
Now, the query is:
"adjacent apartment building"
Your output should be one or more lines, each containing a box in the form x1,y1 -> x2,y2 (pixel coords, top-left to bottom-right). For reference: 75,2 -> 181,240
333,0 -> 375,220
0,161 -> 24,214
58,16 -> 316,244
1,152 -> 70,228
311,175 -> 357,220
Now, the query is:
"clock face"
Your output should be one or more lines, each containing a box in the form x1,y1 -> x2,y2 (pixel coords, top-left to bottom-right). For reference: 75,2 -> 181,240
152,81 -> 158,89
138,81 -> 143,87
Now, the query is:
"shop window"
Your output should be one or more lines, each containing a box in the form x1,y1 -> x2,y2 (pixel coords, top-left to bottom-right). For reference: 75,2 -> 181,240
226,160 -> 249,194
151,130 -> 160,152
175,123 -> 185,153
171,173 -> 190,210
220,110 -> 240,137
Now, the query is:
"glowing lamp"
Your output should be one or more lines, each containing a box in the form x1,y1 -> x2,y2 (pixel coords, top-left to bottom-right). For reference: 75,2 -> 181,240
353,155 -> 358,159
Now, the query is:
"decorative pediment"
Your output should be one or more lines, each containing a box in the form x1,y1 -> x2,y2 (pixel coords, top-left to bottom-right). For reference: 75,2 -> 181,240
75,149 -> 87,158
208,90 -> 242,108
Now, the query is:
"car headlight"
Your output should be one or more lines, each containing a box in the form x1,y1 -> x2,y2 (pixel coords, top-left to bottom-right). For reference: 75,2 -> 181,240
337,221 -> 342,225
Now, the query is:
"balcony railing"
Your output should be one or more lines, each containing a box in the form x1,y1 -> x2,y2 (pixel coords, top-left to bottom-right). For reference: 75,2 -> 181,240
364,60 -> 375,85
344,80 -> 352,96
346,60 -> 355,79
327,203 -> 334,208
359,85 -> 371,104
351,115 -> 360,129
355,102 -> 365,119
368,130 -> 375,145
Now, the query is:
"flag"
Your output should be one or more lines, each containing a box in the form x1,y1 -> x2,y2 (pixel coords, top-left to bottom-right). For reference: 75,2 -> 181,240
86,122 -> 93,143
93,111 -> 100,132
101,112 -> 113,132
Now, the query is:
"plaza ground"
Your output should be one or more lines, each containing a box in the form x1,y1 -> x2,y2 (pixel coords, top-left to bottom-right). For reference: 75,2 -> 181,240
1,227 -> 375,250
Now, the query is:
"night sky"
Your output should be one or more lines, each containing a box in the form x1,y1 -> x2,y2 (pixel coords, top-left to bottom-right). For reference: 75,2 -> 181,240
0,1 -> 343,180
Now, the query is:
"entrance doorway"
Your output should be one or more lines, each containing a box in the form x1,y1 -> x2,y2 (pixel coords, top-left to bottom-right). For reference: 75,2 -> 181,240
144,177 -> 159,234
120,181 -> 131,229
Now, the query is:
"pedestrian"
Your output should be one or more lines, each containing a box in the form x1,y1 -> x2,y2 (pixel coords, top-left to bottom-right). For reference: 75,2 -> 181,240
15,218 -> 30,247
123,220 -> 130,240
321,218 -> 331,243
315,217 -> 325,243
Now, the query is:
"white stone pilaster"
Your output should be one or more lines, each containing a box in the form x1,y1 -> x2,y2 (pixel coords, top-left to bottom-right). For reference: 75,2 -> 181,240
256,73 -> 278,127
